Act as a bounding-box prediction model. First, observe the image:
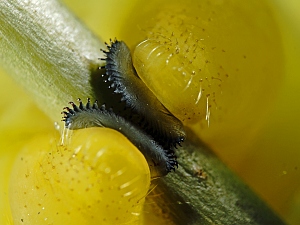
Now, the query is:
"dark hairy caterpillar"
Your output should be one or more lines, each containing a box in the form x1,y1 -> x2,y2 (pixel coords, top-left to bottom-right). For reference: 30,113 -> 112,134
102,40 -> 186,145
62,39 -> 185,176
62,99 -> 177,176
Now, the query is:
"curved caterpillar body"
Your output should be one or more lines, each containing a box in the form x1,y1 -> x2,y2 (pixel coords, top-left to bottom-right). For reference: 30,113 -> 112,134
102,40 -> 186,145
62,99 -> 177,176
62,39 -> 185,176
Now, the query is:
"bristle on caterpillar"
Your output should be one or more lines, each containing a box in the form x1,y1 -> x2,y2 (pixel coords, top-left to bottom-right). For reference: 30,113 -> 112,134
62,39 -> 185,176
101,39 -> 186,146
62,98 -> 178,177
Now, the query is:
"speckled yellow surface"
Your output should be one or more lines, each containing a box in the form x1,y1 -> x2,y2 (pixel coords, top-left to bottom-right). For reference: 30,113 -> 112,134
1,0 -> 300,224
9,129 -> 150,224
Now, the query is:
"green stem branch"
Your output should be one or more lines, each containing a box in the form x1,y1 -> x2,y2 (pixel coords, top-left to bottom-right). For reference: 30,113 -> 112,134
0,0 -> 105,121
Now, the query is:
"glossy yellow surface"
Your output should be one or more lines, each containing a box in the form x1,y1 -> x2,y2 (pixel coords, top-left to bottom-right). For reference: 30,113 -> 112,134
9,128 -> 150,225
130,0 -> 284,168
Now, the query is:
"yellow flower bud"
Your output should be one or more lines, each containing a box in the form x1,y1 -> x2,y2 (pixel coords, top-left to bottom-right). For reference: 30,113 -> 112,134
9,128 -> 150,225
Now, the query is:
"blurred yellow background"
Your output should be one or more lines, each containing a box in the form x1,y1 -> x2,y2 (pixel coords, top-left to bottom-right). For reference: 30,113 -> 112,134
1,0 -> 300,224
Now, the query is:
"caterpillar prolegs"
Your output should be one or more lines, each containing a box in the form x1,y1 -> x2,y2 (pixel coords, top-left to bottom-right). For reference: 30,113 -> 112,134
62,39 -> 185,176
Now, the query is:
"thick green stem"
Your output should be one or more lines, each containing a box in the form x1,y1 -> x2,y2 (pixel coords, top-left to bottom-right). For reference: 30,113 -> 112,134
0,0 -> 286,224
0,0 -> 105,121
145,128 -> 285,224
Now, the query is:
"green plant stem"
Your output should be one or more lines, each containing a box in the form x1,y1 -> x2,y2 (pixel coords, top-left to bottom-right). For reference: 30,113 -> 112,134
0,0 -> 286,224
145,128 -> 285,224
0,0 -> 105,121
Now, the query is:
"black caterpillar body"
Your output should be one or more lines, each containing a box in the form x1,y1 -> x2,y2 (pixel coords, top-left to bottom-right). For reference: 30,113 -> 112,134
102,40 -> 185,146
62,39 -> 185,177
63,99 -> 177,176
